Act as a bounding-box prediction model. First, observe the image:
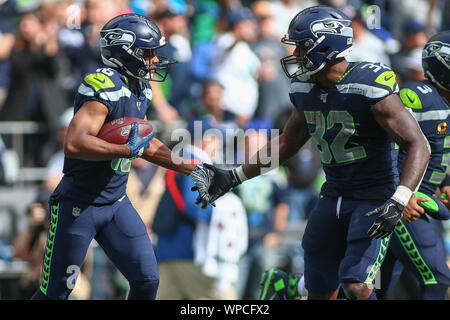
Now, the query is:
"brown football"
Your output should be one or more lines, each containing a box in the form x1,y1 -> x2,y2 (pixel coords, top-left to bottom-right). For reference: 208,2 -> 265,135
97,117 -> 153,144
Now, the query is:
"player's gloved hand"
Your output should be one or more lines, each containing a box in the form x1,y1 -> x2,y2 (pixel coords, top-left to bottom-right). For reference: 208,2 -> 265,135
203,164 -> 242,204
366,185 -> 412,239
366,198 -> 405,239
189,164 -> 215,209
126,121 -> 154,159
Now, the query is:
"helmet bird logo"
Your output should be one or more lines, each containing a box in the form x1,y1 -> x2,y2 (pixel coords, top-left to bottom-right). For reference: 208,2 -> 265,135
101,29 -> 136,47
310,19 -> 353,37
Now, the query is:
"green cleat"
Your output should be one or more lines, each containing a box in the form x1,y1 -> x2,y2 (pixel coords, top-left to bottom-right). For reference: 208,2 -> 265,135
259,268 -> 301,300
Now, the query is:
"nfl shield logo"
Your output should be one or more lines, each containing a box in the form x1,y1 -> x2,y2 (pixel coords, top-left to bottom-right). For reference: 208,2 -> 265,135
136,101 -> 142,111
72,206 -> 81,217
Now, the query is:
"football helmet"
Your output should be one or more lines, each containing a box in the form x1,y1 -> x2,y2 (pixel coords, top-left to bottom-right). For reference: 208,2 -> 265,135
280,5 -> 353,78
422,31 -> 450,91
100,13 -> 176,82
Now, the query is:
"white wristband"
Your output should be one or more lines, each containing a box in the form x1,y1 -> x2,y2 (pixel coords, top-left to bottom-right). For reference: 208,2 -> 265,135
235,166 -> 248,183
391,185 -> 413,207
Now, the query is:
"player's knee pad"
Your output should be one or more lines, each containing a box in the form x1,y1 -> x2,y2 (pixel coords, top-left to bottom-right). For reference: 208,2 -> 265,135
127,278 -> 159,300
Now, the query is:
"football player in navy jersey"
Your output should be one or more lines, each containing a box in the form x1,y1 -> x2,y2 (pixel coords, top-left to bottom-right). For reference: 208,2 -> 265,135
378,31 -> 450,300
31,14 -> 215,300
193,5 -> 431,300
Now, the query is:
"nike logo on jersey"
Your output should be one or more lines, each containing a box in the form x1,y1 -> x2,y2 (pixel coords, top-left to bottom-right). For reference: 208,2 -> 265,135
384,75 -> 393,81
406,93 -> 415,104
94,77 -> 106,84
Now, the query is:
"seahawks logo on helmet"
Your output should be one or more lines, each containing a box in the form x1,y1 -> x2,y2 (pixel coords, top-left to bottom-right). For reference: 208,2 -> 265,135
423,41 -> 450,62
310,19 -> 353,37
100,29 -> 136,48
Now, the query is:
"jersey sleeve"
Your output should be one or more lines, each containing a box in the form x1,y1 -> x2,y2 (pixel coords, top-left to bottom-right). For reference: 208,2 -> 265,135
288,77 -> 315,111
357,62 -> 400,105
74,70 -> 126,113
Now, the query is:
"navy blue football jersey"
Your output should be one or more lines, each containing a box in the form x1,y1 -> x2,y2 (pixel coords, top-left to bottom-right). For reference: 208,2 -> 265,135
398,80 -> 450,196
54,67 -> 153,204
289,61 -> 400,200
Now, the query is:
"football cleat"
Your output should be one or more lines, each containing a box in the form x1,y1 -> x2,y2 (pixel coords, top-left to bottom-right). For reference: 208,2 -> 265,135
259,268 -> 301,300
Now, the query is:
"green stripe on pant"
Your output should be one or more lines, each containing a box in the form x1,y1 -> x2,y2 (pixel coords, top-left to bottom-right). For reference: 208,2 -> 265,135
40,202 -> 60,295
394,221 -> 437,285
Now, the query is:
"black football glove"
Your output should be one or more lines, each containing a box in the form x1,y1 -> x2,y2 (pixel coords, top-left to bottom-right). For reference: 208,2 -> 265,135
203,164 -> 241,204
189,164 -> 215,209
366,198 -> 405,239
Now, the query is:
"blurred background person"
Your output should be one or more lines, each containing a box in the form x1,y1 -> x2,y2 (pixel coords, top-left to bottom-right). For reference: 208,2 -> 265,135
0,2 -> 15,111
403,47 -> 427,82
345,3 -> 392,66
0,10 -> 68,167
234,119 -> 290,300
271,0 -> 318,38
391,20 -> 429,84
153,0 -> 192,121
58,0 -> 120,102
251,1 -> 292,122
12,201 -> 93,300
36,107 -> 73,204
126,158 -> 166,237
389,0 -> 441,40
152,125 -> 226,299
193,80 -> 237,130
210,7 -> 260,127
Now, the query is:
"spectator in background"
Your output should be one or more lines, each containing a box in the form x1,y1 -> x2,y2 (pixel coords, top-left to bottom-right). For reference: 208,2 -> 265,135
251,1 -> 291,121
36,107 -> 73,203
271,0 -> 318,38
194,80 -> 237,130
13,202 -> 51,299
126,158 -> 166,237
403,47 -> 426,82
235,119 -> 290,300
0,7 -> 14,111
210,7 -> 261,127
13,202 -> 93,299
389,0 -> 441,40
152,133 -> 216,300
391,20 -> 429,84
58,0 -> 119,101
189,0 -> 221,85
0,10 -> 68,167
346,4 -> 391,66
154,0 -> 193,120
274,109 -> 322,223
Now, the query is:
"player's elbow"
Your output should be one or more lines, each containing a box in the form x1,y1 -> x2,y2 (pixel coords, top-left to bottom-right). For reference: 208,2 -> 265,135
64,139 -> 80,158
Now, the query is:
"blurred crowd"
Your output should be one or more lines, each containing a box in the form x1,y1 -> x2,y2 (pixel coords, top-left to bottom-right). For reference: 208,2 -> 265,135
0,0 -> 449,299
